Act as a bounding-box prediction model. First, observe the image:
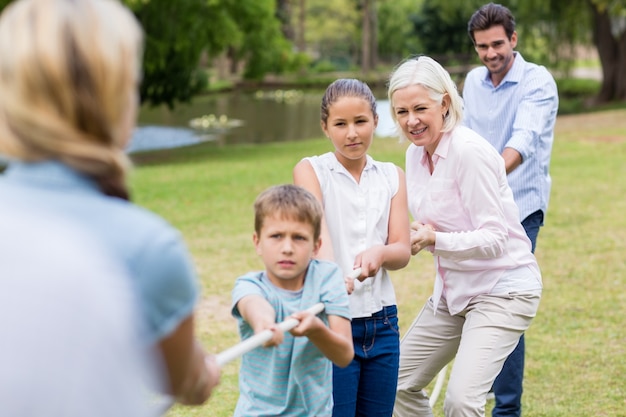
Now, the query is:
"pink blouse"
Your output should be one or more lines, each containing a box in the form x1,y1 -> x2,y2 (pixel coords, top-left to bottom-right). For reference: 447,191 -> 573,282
406,126 -> 541,315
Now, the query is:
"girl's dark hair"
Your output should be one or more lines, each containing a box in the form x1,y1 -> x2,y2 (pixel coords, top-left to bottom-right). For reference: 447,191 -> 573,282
320,78 -> 377,125
467,3 -> 516,43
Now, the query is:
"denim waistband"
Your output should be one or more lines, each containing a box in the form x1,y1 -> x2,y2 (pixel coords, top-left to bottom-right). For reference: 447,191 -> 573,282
355,305 -> 397,320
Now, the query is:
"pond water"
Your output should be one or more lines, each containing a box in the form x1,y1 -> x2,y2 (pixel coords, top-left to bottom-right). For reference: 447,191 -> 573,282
128,89 -> 397,153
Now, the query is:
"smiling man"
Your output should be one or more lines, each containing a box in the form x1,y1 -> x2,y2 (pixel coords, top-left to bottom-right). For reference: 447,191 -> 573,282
462,3 -> 559,417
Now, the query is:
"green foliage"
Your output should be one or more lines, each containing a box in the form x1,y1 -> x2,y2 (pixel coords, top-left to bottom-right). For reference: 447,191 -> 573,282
126,0 -> 240,108
285,52 -> 313,73
556,77 -> 605,114
406,0 -> 588,72
305,0 -> 360,62
3,0 -> 623,105
588,0 -> 626,17
557,77 -> 601,98
409,0 -> 480,64
309,56 -> 357,73
125,0 -> 296,105
223,0 -> 295,80
310,59 -> 340,73
377,0 -> 424,62
515,0 -> 592,70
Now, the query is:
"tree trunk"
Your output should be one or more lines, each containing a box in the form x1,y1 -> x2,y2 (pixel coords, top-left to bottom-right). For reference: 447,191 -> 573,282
361,0 -> 372,73
370,0 -> 378,70
297,0 -> 306,53
616,27 -> 626,100
276,0 -> 295,42
589,1 -> 626,102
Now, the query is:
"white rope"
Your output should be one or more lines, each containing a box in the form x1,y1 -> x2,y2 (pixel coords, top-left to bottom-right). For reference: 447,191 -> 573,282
215,302 -> 325,366
215,267 -> 362,367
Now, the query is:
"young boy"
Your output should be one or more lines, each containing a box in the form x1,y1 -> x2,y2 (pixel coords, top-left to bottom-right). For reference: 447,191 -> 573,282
231,184 -> 353,417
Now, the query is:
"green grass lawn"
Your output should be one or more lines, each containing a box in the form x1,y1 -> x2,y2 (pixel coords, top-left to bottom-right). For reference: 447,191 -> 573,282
130,108 -> 626,417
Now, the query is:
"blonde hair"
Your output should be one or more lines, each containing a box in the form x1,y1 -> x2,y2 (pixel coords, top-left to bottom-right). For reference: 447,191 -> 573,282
387,56 -> 463,142
254,184 -> 323,242
0,0 -> 143,199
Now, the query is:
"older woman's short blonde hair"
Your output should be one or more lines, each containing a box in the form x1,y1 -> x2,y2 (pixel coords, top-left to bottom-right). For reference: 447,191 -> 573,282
0,0 -> 143,198
387,56 -> 464,142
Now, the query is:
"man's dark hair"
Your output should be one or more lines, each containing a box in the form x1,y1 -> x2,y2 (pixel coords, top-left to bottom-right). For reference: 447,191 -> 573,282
467,3 -> 516,43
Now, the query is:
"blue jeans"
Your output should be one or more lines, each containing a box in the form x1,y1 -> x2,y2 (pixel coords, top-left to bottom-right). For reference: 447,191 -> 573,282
332,305 -> 400,417
492,210 -> 543,417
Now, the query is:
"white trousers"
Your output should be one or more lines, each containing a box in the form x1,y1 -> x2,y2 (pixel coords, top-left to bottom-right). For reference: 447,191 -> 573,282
394,292 -> 541,417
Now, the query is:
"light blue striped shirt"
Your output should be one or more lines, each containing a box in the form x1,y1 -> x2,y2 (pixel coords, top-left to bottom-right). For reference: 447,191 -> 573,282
231,259 -> 350,417
462,52 -> 559,222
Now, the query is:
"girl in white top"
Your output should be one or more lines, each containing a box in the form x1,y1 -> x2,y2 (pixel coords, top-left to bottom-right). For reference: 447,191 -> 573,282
294,78 -> 411,417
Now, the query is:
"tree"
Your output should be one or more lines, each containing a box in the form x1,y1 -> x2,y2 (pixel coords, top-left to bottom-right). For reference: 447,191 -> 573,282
586,0 -> 626,102
276,0 -> 295,42
224,0 -> 294,80
125,0 -> 294,106
353,0 -> 380,73
0,0 -> 222,108
126,0 -> 233,108
410,0 -> 475,64
377,0 -> 424,64
304,0 -> 360,70
433,0 -> 626,103
512,0 -> 626,103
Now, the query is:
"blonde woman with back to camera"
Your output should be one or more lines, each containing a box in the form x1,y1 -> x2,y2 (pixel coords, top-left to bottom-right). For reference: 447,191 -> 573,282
0,0 -> 219,408
388,56 -> 543,417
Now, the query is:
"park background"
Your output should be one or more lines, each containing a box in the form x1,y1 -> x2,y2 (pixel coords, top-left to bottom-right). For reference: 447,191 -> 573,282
0,0 -> 623,415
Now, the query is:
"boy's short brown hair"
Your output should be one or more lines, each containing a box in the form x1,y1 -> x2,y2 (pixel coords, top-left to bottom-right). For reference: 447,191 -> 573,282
254,184 -> 323,241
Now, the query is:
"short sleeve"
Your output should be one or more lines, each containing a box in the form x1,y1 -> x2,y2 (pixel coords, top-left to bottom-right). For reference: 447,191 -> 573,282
310,260 -> 351,320
380,161 -> 399,197
231,272 -> 268,319
135,228 -> 199,343
305,155 -> 327,190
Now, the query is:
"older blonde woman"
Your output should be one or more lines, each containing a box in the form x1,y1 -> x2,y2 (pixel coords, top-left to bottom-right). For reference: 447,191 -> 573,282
0,0 -> 219,406
388,56 -> 542,417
